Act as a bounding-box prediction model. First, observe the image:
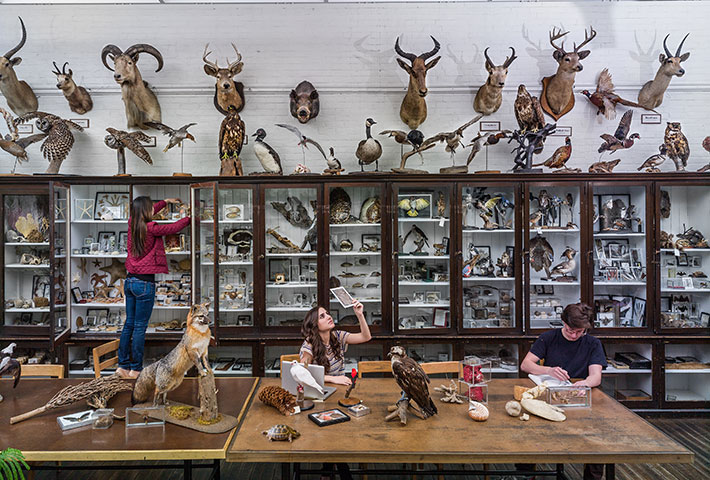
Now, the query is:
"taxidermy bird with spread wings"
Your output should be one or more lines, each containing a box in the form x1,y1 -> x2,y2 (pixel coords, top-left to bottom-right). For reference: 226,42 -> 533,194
14,111 -> 84,174
388,345 -> 437,418
289,361 -> 324,395
0,108 -> 46,173
144,121 -> 196,153
580,69 -> 656,120
104,127 -> 153,175
598,110 -> 640,154
420,115 -> 484,157
275,123 -> 327,165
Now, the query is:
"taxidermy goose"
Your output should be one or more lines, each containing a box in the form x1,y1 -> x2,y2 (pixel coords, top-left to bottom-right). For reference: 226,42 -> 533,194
549,247 -> 577,279
252,128 -> 282,175
0,343 -> 21,389
289,361 -> 324,395
356,118 -> 382,172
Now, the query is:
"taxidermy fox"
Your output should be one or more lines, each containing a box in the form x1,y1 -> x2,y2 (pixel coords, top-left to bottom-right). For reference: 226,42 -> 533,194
132,303 -> 212,405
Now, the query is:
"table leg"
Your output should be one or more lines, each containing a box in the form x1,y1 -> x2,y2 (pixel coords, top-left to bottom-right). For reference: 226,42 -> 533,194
556,463 -> 565,480
213,459 -> 221,480
606,464 -> 615,480
281,462 -> 291,480
184,460 -> 192,480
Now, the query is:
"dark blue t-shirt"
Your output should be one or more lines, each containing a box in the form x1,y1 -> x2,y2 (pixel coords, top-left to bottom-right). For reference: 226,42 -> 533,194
530,329 -> 607,379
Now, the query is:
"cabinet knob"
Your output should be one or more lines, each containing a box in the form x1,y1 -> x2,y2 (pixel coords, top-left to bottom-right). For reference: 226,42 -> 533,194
258,254 -> 265,260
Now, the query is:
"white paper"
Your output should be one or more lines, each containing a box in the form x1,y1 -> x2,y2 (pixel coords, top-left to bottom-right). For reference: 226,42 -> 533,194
528,373 -> 572,387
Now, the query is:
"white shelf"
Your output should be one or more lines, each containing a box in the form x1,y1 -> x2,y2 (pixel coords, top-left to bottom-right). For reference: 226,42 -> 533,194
72,254 -> 126,258
399,255 -> 449,260
201,261 -> 253,266
605,367 -> 652,374
463,277 -> 514,281
661,288 -> 710,293
266,306 -> 312,312
55,220 -> 66,224
166,251 -> 191,256
219,307 -> 253,312
266,283 -> 317,288
594,232 -> 646,237
399,281 -> 449,286
5,308 -> 49,313
4,242 -> 49,246
399,218 -> 449,223
331,252 -> 381,256
153,305 -> 191,310
72,303 -> 125,308
665,389 -> 707,402
595,282 -> 646,286
463,229 -> 514,233
201,219 -> 253,224
330,223 -> 380,228
266,253 -> 317,257
153,219 -> 189,224
72,219 -> 128,224
530,228 -> 579,233
5,263 -> 49,269
661,248 -> 710,253
530,281 -> 580,286
330,299 -> 380,304
666,368 -> 710,374
399,303 -> 448,308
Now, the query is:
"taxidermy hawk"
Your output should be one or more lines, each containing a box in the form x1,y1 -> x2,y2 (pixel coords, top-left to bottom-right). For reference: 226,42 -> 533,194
14,111 -> 84,174
388,346 -> 437,418
663,122 -> 690,172
514,85 -> 545,133
219,105 -> 245,176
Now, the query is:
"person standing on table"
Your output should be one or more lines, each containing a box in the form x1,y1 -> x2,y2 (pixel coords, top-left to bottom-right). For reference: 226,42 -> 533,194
520,302 -> 608,480
116,196 -> 190,379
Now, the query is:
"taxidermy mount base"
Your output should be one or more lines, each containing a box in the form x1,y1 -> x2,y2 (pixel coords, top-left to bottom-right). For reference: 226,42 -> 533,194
290,172 -> 319,176
440,165 -> 468,174
515,167 -> 543,173
323,168 -> 344,175
172,172 -> 192,177
338,397 -> 361,408
350,170 -> 388,175
540,76 -> 574,121
392,167 -> 428,174
249,171 -> 280,176
475,170 -> 501,174
133,401 -> 238,433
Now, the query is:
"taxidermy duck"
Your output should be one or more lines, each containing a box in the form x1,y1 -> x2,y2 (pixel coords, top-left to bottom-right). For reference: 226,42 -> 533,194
598,110 -> 639,154
638,145 -> 668,173
549,247 -> 577,280
580,69 -> 656,120
144,121 -> 196,152
533,137 -> 572,171
252,128 -> 282,175
356,118 -> 382,172
588,158 -> 621,173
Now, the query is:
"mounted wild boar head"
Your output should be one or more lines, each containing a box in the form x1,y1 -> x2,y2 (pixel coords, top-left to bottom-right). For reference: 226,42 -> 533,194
290,81 -> 319,124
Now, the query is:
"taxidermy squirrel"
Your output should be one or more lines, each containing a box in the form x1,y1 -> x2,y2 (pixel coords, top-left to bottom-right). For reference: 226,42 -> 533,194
132,303 -> 212,405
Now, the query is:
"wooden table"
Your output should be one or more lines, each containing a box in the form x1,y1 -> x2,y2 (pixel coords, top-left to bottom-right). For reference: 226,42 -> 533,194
227,378 -> 693,479
0,377 -> 257,479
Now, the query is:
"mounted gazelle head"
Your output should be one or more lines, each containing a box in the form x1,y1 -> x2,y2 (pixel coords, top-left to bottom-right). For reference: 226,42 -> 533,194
637,33 -> 690,110
394,35 -> 441,129
474,47 -> 517,115
52,61 -> 73,90
549,26 -> 597,74
203,43 -> 245,114
658,33 -> 690,77
0,17 -> 38,116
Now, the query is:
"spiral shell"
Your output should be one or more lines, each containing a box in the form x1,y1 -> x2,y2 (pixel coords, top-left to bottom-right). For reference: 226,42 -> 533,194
468,401 -> 489,421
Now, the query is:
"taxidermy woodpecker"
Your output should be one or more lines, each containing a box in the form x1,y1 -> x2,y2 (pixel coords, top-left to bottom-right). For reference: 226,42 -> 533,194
289,361 -> 324,395
0,343 -> 21,390
356,118 -> 383,172
252,128 -> 282,175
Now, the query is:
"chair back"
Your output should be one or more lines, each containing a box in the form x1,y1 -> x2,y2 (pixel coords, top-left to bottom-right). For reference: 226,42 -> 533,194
20,363 -> 65,378
279,354 -> 300,378
92,339 -> 120,378
420,360 -> 461,377
357,360 -> 391,378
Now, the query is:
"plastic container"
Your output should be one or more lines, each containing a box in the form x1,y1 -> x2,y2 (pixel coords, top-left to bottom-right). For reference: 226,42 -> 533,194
347,404 -> 371,417
461,356 -> 491,384
547,385 -> 592,408
92,408 -> 115,429
458,380 -> 488,404
125,406 -> 166,428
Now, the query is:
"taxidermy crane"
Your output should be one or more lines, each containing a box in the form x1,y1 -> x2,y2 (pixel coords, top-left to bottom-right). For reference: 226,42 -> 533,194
638,34 -> 690,110
580,68 -> 656,120
394,36 -> 441,129
0,17 -> 38,116
474,47 -> 517,115
598,110 -> 639,154
52,61 -> 93,115
144,121 -> 196,152
14,111 -> 84,174
0,107 -> 46,173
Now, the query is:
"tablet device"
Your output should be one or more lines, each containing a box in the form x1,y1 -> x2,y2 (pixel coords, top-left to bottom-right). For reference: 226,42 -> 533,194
330,286 -> 356,308
308,408 -> 351,427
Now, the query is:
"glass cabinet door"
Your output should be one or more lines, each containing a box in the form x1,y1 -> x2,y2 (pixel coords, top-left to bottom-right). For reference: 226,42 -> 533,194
264,186 -> 318,328
191,183 -> 217,319
51,183 -> 69,343
658,185 -> 710,330
526,184 -> 581,331
394,185 -> 451,332
327,184 -> 385,331
591,184 -> 649,330
461,184 -> 517,330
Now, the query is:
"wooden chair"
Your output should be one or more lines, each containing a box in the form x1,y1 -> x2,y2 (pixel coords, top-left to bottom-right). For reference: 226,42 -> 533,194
420,360 -> 461,377
279,353 -> 300,378
357,360 -> 390,378
19,363 -> 65,378
91,339 -> 120,378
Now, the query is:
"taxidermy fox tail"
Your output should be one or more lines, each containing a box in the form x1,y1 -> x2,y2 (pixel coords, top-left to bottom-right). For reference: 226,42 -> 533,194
131,363 -> 158,405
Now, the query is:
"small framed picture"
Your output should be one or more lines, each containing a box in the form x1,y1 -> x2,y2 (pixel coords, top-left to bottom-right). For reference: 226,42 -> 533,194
677,253 -> 689,267
442,236 -> 450,254
268,258 -> 291,282
700,312 -> 710,328
534,284 -> 544,295
75,199 -> 95,221
223,204 -> 244,221
632,297 -> 646,327
90,242 -> 101,254
682,277 -> 694,289
97,231 -> 115,252
397,193 -> 432,219
426,291 -> 441,304
691,256 -> 702,268
94,192 -> 130,221
432,308 -> 449,327
543,284 -> 554,295
71,287 -> 83,304
85,315 -> 97,326
308,408 -> 351,427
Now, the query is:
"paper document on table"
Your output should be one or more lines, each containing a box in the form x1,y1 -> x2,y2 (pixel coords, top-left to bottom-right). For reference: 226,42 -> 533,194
528,374 -> 572,387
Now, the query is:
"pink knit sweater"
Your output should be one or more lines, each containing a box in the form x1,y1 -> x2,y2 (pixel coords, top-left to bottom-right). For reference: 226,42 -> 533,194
125,200 -> 191,275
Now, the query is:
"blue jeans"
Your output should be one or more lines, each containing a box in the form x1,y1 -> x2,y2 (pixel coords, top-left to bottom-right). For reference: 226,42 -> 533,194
118,277 -> 156,371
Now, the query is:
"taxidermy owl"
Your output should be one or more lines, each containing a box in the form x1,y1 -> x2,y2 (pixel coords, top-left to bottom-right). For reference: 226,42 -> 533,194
14,111 -> 84,174
219,105 -> 245,176
663,122 -> 690,172
104,127 -> 153,175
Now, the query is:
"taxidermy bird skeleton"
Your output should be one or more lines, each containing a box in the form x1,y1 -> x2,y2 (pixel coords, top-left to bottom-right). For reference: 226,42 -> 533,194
0,107 -> 46,173
104,127 -> 153,175
289,361 -> 324,395
275,123 -> 326,169
13,111 -> 84,174
402,224 -> 430,254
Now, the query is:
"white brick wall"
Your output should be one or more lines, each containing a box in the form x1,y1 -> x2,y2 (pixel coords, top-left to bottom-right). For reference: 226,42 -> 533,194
1,1 -> 709,176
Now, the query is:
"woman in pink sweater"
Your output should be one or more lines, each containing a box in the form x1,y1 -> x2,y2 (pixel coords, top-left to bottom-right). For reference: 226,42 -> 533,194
116,196 -> 190,379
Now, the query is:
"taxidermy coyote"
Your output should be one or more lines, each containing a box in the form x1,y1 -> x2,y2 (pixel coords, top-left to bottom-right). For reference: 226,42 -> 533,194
132,303 -> 212,405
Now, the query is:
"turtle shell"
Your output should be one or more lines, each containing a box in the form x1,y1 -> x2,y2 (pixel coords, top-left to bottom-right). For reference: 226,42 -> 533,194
263,424 -> 300,441
329,188 -> 352,224
360,197 -> 381,223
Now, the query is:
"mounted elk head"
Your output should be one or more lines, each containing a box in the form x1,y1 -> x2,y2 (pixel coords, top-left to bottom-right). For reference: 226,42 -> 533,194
203,43 -> 245,115
290,81 -> 319,124
101,43 -> 163,129
0,17 -> 38,116
52,62 -> 93,115
394,36 -> 441,129
473,47 -> 517,115
541,26 -> 596,120
638,33 -> 690,110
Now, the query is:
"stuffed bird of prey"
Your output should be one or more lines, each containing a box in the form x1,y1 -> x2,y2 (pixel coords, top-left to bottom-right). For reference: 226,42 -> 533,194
529,235 -> 554,279
144,121 -> 197,153
388,346 -> 437,418
289,361 -> 324,395
0,343 -> 21,389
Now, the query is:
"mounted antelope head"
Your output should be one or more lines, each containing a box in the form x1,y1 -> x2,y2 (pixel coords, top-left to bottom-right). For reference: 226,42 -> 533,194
541,26 -> 596,120
101,43 -> 164,129
638,33 -> 690,110
394,36 -> 441,129
203,43 -> 245,115
52,61 -> 93,115
473,47 -> 517,115
0,17 -> 38,116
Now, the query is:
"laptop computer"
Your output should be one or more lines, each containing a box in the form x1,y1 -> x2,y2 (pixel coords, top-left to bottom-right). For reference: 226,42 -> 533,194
281,362 -> 337,401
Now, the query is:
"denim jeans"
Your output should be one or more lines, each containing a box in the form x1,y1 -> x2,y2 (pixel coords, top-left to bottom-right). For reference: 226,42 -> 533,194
118,276 -> 156,371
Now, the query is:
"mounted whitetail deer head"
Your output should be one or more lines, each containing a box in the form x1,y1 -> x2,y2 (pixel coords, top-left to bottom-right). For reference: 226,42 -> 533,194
394,35 -> 441,129
203,43 -> 245,115
0,17 -> 38,116
473,47 -> 517,116
638,33 -> 690,110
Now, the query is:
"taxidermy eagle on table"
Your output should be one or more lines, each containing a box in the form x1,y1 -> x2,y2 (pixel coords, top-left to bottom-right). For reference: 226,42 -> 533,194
388,345 -> 437,418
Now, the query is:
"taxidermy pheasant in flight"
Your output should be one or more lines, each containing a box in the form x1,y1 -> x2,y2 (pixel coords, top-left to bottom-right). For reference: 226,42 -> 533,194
580,69 -> 656,120
598,110 -> 639,154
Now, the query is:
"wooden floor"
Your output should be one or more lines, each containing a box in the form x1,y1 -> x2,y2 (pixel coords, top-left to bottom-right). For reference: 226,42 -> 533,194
32,417 -> 709,479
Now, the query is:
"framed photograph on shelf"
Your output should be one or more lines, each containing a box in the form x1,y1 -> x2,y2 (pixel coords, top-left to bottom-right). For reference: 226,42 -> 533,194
432,308 -> 449,327
361,234 -> 381,252
606,240 -> 630,260
594,298 -> 619,328
700,312 -> 710,328
612,296 -> 633,326
70,287 -> 83,304
690,255 -> 702,268
397,193 -> 432,219
676,253 -> 689,267
94,192 -> 130,220
632,297 -> 646,327
75,198 -> 94,220
32,275 -> 51,299
97,231 -> 115,252
268,258 -> 291,282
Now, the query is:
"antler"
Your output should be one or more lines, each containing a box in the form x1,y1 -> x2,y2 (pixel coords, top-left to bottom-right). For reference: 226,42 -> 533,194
420,36 -> 441,60
202,43 -> 220,71
573,26 -> 597,53
549,27 -> 569,54
4,17 -> 27,60
394,36 -> 416,62
101,44 -> 123,71
502,47 -> 517,68
229,43 -> 242,69
124,44 -> 164,72
675,32 -> 689,57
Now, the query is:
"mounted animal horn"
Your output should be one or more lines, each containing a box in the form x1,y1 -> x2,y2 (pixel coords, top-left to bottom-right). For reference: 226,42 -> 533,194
419,36 -> 441,60
4,17 -> 27,60
101,44 -> 124,71
394,37 -> 417,62
502,47 -> 517,68
123,44 -> 164,72
674,32 -> 689,58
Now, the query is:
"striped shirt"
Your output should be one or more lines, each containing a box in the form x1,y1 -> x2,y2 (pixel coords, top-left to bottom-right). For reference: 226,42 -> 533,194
299,330 -> 350,375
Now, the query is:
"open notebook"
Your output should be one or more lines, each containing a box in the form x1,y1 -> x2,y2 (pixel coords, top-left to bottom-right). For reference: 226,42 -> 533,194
528,373 -> 572,387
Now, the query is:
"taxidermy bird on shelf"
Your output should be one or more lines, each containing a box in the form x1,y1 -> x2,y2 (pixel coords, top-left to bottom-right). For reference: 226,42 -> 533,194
219,105 -> 245,176
380,129 -> 424,157
0,343 -> 21,392
324,147 -> 343,174
388,346 -> 437,420
549,247 -> 577,280
663,122 -> 690,172
580,68 -> 656,120
699,137 -> 710,173
638,145 -> 668,173
598,110 -> 639,154
588,158 -> 621,173
104,128 -> 153,176
250,128 -> 282,175
13,111 -> 84,174
356,118 -> 383,172
0,108 -> 46,173
529,235 -> 554,279
402,224 -> 430,254
398,196 -> 430,217
275,122 -> 326,173
532,137 -> 575,172
514,85 -> 546,134
144,121 -> 196,152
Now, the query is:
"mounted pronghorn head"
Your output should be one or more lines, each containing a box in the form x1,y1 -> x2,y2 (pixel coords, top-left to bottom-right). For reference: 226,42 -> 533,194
0,17 -> 38,116
203,43 -> 244,114
638,33 -> 690,110
549,26 -> 597,74
484,47 -> 517,88
394,35 -> 441,129
474,47 -> 517,115
52,61 -> 73,91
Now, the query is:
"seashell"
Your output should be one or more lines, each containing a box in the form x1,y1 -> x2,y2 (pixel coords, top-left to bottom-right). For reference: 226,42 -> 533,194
6,230 -> 19,242
505,400 -> 522,417
468,401 -> 489,421
359,197 -> 381,223
370,271 -> 381,277
520,413 -> 530,421
224,284 -> 234,291
352,283 -> 364,288
339,239 -> 353,252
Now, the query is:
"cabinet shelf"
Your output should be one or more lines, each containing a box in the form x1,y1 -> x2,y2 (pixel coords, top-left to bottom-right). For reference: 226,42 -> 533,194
5,242 -> 49,247
530,281 -> 580,286
399,281 -> 449,286
661,288 -> 710,293
594,232 -> 645,237
166,251 -> 191,255
266,283 -> 317,288
330,223 -> 380,228
463,228 -> 514,233
605,367 -> 652,374
71,303 -> 125,308
201,220 -> 253,224
5,307 -> 50,313
153,305 -> 191,310
398,218 -> 449,223
398,255 -> 449,260
666,368 -> 710,374
5,264 -> 49,269
72,254 -> 126,259
266,306 -> 312,312
665,389 -> 706,402
661,248 -> 710,253
219,307 -> 253,312
266,253 -> 317,257
530,228 -> 580,233
202,261 -> 252,266
330,299 -> 380,304
595,281 -> 646,286
330,252 -> 380,256
399,303 -> 449,308
72,219 -> 128,224
463,277 -> 514,282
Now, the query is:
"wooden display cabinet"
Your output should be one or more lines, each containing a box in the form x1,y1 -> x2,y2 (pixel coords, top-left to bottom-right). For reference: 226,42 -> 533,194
662,340 -> 710,409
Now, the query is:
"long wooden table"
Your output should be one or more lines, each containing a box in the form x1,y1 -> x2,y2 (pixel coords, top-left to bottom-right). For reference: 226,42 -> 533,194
0,377 -> 257,479
228,378 -> 693,479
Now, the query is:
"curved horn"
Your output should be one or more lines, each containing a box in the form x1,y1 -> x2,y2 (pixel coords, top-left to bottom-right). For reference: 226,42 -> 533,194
4,17 -> 27,60
52,61 -> 62,75
675,32 -> 689,57
483,47 -> 494,68
62,62 -> 69,75
394,36 -> 416,62
502,47 -> 517,68
420,36 -> 441,60
101,44 -> 123,72
662,34 -> 672,58
124,44 -> 164,72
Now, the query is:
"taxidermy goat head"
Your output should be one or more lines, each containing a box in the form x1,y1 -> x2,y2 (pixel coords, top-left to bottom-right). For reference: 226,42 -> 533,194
637,33 -> 690,110
290,81 -> 319,124
474,47 -> 517,115
52,62 -> 93,115
203,43 -> 245,115
541,26 -> 596,120
394,35 -> 441,129
101,43 -> 163,129
0,17 -> 38,116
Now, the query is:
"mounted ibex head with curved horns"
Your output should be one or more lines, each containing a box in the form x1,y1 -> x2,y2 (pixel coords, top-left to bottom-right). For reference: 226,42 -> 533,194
101,43 -> 164,129
638,33 -> 690,110
202,43 -> 245,115
474,47 -> 517,116
394,35 -> 441,129
52,61 -> 93,115
0,17 -> 38,116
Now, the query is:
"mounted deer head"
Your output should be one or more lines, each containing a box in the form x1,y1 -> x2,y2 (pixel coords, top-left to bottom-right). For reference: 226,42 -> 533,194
394,35 -> 441,129
203,43 -> 245,115
473,47 -> 517,115
0,17 -> 38,116
541,26 -> 596,120
101,43 -> 164,129
638,33 -> 690,110
52,61 -> 93,115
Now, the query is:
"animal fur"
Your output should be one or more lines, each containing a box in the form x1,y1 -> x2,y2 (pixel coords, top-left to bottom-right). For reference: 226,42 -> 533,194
394,36 -> 441,129
0,18 -> 38,116
290,81 -> 319,124
52,62 -> 93,115
202,43 -> 245,114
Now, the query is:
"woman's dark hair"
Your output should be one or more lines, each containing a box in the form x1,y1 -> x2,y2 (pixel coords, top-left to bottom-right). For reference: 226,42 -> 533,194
301,306 -> 341,374
561,302 -> 594,329
130,196 -> 154,258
